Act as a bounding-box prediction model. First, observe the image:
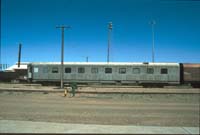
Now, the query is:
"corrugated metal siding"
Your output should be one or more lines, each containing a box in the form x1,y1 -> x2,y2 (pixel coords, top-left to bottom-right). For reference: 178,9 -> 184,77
29,63 -> 180,84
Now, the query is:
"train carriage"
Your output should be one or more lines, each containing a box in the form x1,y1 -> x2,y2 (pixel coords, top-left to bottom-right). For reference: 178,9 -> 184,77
27,62 -> 180,86
182,63 -> 200,87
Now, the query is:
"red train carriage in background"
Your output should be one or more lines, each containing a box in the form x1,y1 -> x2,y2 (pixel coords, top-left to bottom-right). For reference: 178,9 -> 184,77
181,63 -> 200,88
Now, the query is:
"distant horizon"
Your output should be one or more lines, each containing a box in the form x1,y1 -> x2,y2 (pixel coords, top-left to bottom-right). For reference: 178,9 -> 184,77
1,0 -> 200,68
5,61 -> 200,65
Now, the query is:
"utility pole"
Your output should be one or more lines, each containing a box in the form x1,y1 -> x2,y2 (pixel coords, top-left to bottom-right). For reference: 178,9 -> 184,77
150,20 -> 156,63
56,25 -> 71,89
0,40 -> 1,71
86,56 -> 88,62
18,43 -> 22,68
107,22 -> 112,63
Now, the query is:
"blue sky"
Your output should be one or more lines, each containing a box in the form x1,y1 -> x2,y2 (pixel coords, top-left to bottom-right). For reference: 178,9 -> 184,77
1,0 -> 200,65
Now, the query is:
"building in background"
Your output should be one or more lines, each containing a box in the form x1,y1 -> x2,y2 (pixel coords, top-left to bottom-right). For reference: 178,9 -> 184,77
0,62 -> 28,82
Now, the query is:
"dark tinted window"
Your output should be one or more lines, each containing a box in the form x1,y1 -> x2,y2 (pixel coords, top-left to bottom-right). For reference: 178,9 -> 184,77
78,67 -> 85,73
52,67 -> 59,73
161,68 -> 168,74
65,68 -> 71,73
105,68 -> 112,73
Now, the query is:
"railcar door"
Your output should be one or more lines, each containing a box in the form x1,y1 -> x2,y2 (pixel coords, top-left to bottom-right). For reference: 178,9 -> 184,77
113,67 -> 127,81
99,66 -> 112,83
32,66 -> 39,81
90,67 -> 100,82
168,66 -> 180,84
64,66 -> 72,82
48,65 -> 60,82
68,66 -> 77,82
159,67 -> 169,82
40,65 -> 49,80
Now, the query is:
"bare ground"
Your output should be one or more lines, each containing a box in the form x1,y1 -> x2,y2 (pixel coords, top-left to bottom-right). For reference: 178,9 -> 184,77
0,91 -> 199,127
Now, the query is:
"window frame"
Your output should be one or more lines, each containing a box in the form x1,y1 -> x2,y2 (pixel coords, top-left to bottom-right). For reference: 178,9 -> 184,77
161,68 -> 168,74
147,68 -> 154,74
91,67 -> 98,74
119,68 -> 126,74
65,67 -> 72,73
34,67 -> 39,73
52,67 -> 59,73
105,68 -> 112,74
78,67 -> 85,73
132,68 -> 140,74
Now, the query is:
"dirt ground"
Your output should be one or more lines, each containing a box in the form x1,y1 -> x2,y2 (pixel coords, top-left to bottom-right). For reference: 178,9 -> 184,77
0,90 -> 199,127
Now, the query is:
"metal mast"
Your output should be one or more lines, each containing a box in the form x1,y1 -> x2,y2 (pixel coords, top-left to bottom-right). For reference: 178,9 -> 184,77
56,25 -> 71,89
86,56 -> 88,62
107,22 -> 112,63
150,20 -> 156,63
0,39 -> 1,71
18,43 -> 22,68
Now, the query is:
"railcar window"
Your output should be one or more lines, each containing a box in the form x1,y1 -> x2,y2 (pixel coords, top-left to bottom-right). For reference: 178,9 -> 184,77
52,67 -> 59,73
147,68 -> 154,74
105,68 -> 112,73
34,67 -> 39,73
119,68 -> 126,74
161,68 -> 168,74
43,67 -> 48,73
78,67 -> 85,73
65,68 -> 71,73
133,68 -> 140,74
91,68 -> 98,73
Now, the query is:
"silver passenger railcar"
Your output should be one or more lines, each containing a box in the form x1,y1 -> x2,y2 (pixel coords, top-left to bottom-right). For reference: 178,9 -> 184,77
27,62 -> 180,86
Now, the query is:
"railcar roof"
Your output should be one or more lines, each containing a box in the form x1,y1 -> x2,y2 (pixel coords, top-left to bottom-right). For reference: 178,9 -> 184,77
30,62 -> 179,66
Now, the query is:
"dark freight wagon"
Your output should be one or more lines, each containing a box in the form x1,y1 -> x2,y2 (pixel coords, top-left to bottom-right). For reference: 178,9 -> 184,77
182,63 -> 200,87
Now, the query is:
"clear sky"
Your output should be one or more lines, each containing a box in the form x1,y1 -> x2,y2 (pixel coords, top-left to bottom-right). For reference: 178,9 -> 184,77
1,0 -> 200,66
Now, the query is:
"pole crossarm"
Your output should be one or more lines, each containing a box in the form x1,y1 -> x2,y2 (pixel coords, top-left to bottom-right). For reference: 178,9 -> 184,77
56,26 -> 71,29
